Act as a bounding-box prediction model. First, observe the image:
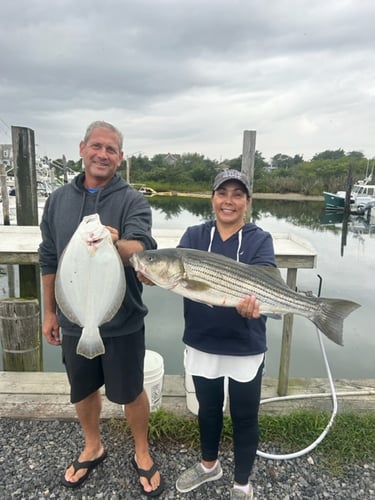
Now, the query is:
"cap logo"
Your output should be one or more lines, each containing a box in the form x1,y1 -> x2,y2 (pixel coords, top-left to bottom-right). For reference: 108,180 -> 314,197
213,169 -> 251,195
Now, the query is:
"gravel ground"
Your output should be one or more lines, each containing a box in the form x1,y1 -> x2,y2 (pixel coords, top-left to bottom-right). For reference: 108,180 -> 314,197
0,418 -> 373,500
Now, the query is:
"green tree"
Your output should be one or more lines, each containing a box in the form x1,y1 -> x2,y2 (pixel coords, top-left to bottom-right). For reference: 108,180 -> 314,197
271,154 -> 295,169
312,149 -> 346,161
346,151 -> 365,160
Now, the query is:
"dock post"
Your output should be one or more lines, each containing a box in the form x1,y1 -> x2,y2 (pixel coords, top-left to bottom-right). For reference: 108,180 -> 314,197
241,130 -> 256,220
11,126 -> 40,299
0,164 -> 11,226
277,268 -> 297,396
0,164 -> 16,298
10,126 -> 43,369
0,298 -> 42,371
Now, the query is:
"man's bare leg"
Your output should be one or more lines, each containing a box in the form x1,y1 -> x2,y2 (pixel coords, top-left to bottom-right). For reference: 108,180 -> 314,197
125,389 -> 161,493
64,390 -> 105,484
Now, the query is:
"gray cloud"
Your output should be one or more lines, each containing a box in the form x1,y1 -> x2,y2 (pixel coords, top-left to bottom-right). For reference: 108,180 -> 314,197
1,0 -> 375,162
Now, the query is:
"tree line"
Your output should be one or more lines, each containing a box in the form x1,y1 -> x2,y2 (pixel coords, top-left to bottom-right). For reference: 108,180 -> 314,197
63,148 -> 373,195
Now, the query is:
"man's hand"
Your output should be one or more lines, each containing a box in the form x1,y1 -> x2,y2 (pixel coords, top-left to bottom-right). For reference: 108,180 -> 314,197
136,271 -> 155,286
236,295 -> 260,319
42,311 -> 61,346
106,225 -> 119,244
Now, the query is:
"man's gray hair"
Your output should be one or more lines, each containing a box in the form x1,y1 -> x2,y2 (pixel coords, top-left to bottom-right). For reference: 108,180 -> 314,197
83,121 -> 123,152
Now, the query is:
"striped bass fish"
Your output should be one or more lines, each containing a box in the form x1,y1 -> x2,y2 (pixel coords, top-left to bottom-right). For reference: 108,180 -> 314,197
130,248 -> 360,346
55,213 -> 126,359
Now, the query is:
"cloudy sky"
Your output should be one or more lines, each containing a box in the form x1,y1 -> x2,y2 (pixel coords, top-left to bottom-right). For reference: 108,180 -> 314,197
1,0 -> 375,164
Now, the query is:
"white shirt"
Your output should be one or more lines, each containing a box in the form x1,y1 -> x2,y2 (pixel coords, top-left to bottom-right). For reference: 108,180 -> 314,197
184,346 -> 264,383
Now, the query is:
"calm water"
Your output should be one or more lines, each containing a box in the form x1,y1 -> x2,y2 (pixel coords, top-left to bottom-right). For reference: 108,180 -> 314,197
1,197 -> 374,379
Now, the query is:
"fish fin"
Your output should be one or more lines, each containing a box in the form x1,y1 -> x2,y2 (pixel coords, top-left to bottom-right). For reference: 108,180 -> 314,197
181,279 -> 211,291
76,327 -> 105,359
312,298 -> 361,346
263,313 -> 282,320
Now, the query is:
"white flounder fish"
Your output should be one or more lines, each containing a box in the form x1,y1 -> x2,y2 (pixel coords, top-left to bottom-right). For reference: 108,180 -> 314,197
55,213 -> 126,359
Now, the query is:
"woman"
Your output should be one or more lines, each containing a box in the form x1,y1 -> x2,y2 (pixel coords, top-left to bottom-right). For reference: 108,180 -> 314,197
175,169 -> 276,499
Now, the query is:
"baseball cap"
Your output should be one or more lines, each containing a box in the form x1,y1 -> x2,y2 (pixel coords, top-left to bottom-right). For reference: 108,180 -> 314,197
212,169 -> 251,196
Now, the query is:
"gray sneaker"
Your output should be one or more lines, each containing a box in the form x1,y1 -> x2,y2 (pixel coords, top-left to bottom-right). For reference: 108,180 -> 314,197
175,461 -> 223,493
230,484 -> 254,499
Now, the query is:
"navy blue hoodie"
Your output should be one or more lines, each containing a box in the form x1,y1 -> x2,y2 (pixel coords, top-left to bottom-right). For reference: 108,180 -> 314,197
178,221 -> 276,355
39,173 -> 156,337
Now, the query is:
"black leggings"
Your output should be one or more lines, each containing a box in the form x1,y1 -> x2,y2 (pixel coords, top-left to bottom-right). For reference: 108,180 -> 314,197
193,362 -> 263,485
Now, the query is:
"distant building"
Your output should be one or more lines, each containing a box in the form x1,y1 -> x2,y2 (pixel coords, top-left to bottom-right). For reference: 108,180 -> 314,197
0,144 -> 13,168
217,162 -> 231,171
162,153 -> 181,166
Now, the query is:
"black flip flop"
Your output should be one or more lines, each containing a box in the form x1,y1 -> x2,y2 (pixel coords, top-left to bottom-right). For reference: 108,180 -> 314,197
61,449 -> 107,488
131,456 -> 165,497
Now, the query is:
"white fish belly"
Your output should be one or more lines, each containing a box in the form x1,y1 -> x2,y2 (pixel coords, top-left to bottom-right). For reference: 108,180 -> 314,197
56,234 -> 126,328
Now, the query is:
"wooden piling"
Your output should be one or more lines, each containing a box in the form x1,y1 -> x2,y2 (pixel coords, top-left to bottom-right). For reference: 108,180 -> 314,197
62,154 -> 68,184
241,130 -> 256,220
340,165 -> 353,256
0,164 -> 11,225
0,298 -> 42,371
0,164 -> 16,297
11,126 -> 38,225
277,268 -> 297,396
11,126 -> 40,299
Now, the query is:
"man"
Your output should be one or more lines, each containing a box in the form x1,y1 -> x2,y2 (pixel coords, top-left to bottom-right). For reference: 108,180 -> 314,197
39,121 -> 164,496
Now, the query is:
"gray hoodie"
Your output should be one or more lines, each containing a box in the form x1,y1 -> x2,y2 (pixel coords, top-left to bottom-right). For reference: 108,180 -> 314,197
39,172 -> 156,337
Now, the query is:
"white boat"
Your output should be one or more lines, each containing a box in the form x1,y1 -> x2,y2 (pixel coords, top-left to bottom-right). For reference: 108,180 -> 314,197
323,164 -> 375,213
350,178 -> 375,213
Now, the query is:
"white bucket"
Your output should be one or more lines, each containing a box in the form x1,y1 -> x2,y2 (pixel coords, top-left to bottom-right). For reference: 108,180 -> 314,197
144,350 -> 164,412
185,372 -> 229,415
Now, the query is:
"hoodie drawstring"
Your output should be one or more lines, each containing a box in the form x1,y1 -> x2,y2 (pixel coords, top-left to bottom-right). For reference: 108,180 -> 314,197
77,189 -> 102,225
208,225 -> 243,262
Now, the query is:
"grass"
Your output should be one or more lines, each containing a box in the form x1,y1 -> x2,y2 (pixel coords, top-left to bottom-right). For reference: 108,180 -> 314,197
109,408 -> 375,473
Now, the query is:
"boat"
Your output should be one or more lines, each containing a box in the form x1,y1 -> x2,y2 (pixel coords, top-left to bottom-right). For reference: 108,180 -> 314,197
323,190 -> 349,210
131,184 -> 157,196
323,164 -> 375,213
350,180 -> 375,214
138,186 -> 156,196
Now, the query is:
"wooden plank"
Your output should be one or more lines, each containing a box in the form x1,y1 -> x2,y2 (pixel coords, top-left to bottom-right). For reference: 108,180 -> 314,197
0,226 -> 317,269
0,372 -> 374,419
0,227 -> 317,390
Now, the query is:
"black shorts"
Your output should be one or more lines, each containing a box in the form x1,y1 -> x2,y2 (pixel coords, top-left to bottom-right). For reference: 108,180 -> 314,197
62,328 -> 145,405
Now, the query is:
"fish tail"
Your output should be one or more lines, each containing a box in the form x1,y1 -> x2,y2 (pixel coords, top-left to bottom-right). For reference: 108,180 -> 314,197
76,327 -> 105,359
312,298 -> 361,346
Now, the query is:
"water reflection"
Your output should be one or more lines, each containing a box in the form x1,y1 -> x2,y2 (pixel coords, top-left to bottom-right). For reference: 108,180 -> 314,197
149,196 -> 375,256
320,209 -> 375,256
149,196 -> 326,228
149,196 -> 214,221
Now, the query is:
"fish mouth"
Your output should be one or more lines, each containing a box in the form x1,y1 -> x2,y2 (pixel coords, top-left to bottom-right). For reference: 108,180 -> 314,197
87,237 -> 104,246
129,253 -> 142,270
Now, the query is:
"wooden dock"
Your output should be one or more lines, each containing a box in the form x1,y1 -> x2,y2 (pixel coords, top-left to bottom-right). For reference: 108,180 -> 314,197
0,371 -> 374,420
1,225 -> 373,414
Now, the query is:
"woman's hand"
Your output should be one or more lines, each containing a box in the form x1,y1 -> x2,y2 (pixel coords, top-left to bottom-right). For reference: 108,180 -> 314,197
236,295 -> 260,319
136,271 -> 156,286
